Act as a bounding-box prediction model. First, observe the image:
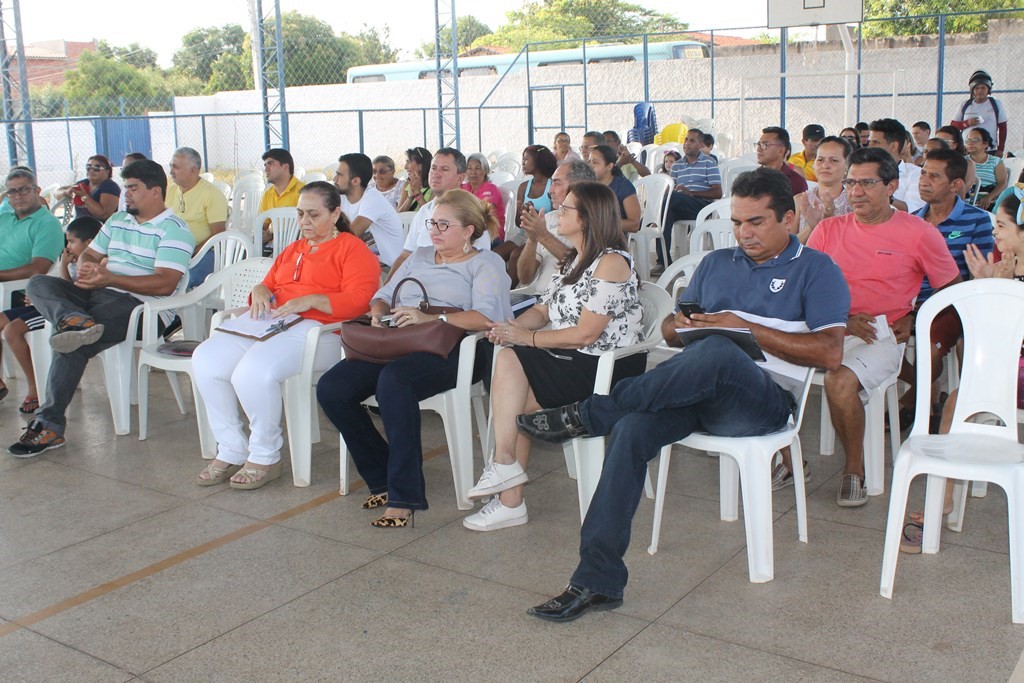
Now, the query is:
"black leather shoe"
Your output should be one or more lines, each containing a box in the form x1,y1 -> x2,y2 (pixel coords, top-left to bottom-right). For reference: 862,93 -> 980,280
527,584 -> 623,622
516,403 -> 589,443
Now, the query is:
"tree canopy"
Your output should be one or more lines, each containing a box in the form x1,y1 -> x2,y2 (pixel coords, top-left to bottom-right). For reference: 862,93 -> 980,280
862,0 -> 1023,37
172,24 -> 247,84
473,0 -> 688,50
417,16 -> 493,58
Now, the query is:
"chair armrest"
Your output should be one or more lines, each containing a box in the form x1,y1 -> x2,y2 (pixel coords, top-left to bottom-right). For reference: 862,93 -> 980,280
0,277 -> 33,309
455,332 -> 487,389
297,321 -> 344,382
210,307 -> 248,333
592,337 -> 659,395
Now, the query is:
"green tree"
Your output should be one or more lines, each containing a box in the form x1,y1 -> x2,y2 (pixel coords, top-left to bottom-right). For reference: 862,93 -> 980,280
862,0 -> 1023,37
264,12 -> 367,86
63,51 -> 167,116
172,24 -> 246,84
97,40 -> 159,69
30,84 -> 66,119
207,51 -> 253,93
475,0 -> 687,51
357,25 -> 399,65
416,15 -> 493,58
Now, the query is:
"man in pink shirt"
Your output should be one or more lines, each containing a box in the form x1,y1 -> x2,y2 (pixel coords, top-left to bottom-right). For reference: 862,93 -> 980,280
807,147 -> 961,507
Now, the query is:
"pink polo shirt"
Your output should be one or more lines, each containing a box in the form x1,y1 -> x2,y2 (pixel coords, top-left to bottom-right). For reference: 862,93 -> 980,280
807,210 -> 959,322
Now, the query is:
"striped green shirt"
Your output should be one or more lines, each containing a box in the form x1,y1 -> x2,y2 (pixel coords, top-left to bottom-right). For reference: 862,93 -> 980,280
91,209 -> 195,279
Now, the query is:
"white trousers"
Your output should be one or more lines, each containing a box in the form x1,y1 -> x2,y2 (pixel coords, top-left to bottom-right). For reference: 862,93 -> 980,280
192,319 -> 340,466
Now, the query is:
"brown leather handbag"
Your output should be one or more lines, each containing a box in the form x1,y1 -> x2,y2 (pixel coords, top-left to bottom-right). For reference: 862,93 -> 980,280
341,277 -> 466,364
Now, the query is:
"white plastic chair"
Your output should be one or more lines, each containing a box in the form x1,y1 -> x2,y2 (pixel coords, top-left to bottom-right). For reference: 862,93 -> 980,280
181,232 -> 254,342
568,285 -> 675,522
199,172 -> 214,183
649,251 -> 711,365
255,209 -> 301,259
648,367 -> 816,583
487,148 -> 508,164
671,196 -> 731,260
501,188 -> 519,245
488,170 -> 515,187
631,175 -> 673,281
338,333 -> 490,510
28,274 -> 190,435
137,258 -> 274,458
0,262 -> 60,380
879,279 -> 1024,623
397,211 -> 417,242
689,218 -> 736,253
301,172 -> 327,184
492,153 -> 522,177
228,177 -> 266,247
212,180 -> 231,200
722,163 -> 758,197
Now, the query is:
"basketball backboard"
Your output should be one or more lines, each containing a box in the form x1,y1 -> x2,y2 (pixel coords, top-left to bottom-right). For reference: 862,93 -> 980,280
767,0 -> 864,28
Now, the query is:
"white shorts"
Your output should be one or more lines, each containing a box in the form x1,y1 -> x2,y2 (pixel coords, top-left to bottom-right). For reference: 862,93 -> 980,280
841,333 -> 901,404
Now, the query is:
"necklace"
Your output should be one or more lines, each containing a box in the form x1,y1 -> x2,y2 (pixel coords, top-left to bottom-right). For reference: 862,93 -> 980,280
438,249 -> 474,264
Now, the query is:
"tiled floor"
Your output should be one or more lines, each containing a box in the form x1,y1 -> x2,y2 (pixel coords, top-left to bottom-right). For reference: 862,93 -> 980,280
0,364 -> 1021,682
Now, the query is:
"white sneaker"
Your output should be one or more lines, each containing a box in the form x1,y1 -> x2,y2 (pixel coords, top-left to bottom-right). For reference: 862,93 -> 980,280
462,497 -> 528,531
467,460 -> 528,499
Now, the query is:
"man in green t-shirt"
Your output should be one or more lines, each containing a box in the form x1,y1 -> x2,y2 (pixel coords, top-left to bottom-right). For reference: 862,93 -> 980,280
0,168 -> 63,281
10,160 -> 194,457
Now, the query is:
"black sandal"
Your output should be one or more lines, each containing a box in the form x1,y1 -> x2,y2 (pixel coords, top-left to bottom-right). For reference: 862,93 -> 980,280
19,397 -> 38,414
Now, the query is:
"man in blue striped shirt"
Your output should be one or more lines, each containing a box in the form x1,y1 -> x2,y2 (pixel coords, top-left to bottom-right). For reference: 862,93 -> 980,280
660,128 -> 722,266
9,160 -> 194,457
898,147 -> 995,428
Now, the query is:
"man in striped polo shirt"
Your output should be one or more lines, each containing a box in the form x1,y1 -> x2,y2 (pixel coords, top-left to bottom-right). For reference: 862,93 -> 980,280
9,160 -> 195,457
660,128 -> 722,267
897,147 -> 995,429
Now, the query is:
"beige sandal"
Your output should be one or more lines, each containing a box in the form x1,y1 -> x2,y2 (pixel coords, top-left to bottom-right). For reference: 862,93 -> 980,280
197,461 -> 243,486
229,461 -> 282,490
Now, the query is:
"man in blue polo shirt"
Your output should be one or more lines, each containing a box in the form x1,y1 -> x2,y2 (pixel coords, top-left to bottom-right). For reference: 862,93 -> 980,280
897,147 -> 994,428
660,128 -> 723,268
516,168 -> 850,622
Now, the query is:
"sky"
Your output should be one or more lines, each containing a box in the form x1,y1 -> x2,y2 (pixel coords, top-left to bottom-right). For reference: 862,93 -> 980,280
26,0 -> 771,67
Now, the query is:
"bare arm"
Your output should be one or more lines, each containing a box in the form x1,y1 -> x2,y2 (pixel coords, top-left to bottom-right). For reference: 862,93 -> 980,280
79,191 -> 119,222
76,248 -> 183,296
0,257 -> 54,282
383,250 -> 411,284
349,215 -> 373,237
620,194 -> 641,234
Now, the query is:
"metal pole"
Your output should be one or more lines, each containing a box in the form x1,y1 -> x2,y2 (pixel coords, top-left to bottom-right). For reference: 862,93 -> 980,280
201,115 -> 209,171
357,110 -> 364,154
642,34 -> 650,103
64,99 -> 73,173
779,28 -> 787,129
582,41 -> 589,132
709,31 -> 716,120
10,0 -> 33,169
935,14 -> 946,128
0,4 -> 17,168
856,24 -> 863,122
272,0 -> 288,148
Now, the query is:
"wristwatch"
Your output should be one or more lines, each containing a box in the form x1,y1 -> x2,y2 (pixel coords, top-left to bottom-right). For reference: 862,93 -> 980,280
438,314 -> 448,323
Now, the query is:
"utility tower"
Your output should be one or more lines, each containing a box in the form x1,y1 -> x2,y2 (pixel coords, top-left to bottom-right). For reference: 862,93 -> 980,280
434,0 -> 460,149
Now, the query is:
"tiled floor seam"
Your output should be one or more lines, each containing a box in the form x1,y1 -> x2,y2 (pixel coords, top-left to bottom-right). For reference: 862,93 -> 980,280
18,623 -> 136,678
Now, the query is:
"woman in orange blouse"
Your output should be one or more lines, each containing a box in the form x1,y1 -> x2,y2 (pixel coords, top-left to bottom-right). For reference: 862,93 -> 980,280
192,182 -> 380,490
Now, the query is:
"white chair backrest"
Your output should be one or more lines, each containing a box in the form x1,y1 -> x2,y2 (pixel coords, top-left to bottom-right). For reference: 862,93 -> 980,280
493,154 -> 522,177
223,258 -> 275,310
723,163 -> 758,196
234,171 -> 261,185
301,172 -> 327,184
212,180 -> 232,200
489,170 -> 515,187
637,284 -> 675,339
487,148 -> 508,164
647,148 -> 667,175
190,231 -> 252,274
1003,156 -> 1024,184
502,188 -> 519,243
655,250 -> 711,302
499,179 -> 522,200
292,166 -> 306,180
398,211 -> 418,240
914,278 -> 1024,442
806,180 -> 818,192
260,208 -> 301,258
689,218 -> 736,253
40,183 -> 60,206
635,175 -> 673,231
695,197 -> 732,226
625,141 -> 643,156
200,172 -> 214,183
230,177 -> 266,240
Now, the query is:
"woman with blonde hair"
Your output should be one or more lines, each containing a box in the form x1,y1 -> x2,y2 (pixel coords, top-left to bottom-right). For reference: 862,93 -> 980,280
317,189 -> 511,527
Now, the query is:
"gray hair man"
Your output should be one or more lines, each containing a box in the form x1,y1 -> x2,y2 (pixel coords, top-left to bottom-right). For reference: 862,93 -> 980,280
516,160 -> 596,287
166,146 -> 228,287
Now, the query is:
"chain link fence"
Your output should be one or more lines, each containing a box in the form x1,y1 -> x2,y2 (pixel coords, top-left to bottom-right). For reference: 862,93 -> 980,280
10,4 -> 1024,190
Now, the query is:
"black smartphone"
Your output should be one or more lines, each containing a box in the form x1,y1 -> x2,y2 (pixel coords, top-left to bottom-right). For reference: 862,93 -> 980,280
678,302 -> 705,318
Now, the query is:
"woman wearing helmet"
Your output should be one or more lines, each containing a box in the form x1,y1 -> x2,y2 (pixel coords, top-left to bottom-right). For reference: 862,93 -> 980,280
952,70 -> 1008,157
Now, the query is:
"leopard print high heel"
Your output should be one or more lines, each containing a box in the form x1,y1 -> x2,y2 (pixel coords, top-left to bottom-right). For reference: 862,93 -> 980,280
361,492 -> 388,509
371,511 -> 415,528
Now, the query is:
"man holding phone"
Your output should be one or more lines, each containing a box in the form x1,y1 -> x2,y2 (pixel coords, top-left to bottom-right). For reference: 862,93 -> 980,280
515,168 -> 850,622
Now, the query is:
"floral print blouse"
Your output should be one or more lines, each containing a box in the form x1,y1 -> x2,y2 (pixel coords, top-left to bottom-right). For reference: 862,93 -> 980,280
540,248 -> 645,355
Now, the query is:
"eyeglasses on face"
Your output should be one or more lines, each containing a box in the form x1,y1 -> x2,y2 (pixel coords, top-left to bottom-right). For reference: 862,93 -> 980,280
85,165 -> 108,172
557,203 -> 578,216
841,178 -> 886,190
965,137 -> 984,144
755,141 -> 783,150
426,219 -> 463,232
6,185 -> 36,197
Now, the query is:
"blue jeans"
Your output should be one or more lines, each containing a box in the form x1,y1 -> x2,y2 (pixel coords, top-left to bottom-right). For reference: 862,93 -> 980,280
568,335 -> 796,599
187,250 -> 214,290
658,193 -> 713,264
316,345 -> 486,511
26,275 -> 141,435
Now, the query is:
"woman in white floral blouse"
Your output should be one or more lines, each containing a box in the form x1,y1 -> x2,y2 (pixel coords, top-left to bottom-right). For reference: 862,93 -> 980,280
462,181 -> 646,532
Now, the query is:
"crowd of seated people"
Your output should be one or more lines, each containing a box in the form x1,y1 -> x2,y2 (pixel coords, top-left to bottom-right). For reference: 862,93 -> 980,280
7,91 -> 1022,624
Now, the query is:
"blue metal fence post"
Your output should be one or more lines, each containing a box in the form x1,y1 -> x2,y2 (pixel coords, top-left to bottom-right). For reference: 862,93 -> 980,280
710,31 -> 716,119
64,99 -> 73,173
642,34 -> 650,103
357,110 -> 365,154
200,115 -> 209,170
856,24 -> 863,122
935,15 -> 947,128
779,28 -> 787,129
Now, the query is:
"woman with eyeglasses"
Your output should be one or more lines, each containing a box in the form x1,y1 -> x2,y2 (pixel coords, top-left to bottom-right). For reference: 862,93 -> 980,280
839,128 -> 860,149
794,135 -> 853,243
317,189 -> 511,528
462,181 -> 645,531
192,182 -> 380,490
56,155 -> 120,222
588,144 -> 641,233
965,127 -> 1008,210
396,147 -> 433,213
553,132 -> 581,163
936,125 -> 979,199
368,155 -> 405,209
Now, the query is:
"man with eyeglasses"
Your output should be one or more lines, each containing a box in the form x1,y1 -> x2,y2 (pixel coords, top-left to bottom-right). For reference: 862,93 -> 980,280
9,160 -> 194,457
579,131 -> 604,163
386,147 -> 490,282
0,168 -> 64,284
867,118 -> 925,213
517,159 -> 595,287
756,127 -> 807,197
165,147 -> 228,287
804,147 -> 960,507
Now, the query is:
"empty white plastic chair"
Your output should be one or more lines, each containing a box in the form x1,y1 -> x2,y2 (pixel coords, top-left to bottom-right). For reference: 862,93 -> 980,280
879,279 -> 1024,623
255,208 -> 301,259
228,177 -> 266,247
631,175 -> 673,281
301,172 -> 327,184
648,367 -> 816,583
688,218 -> 736,253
